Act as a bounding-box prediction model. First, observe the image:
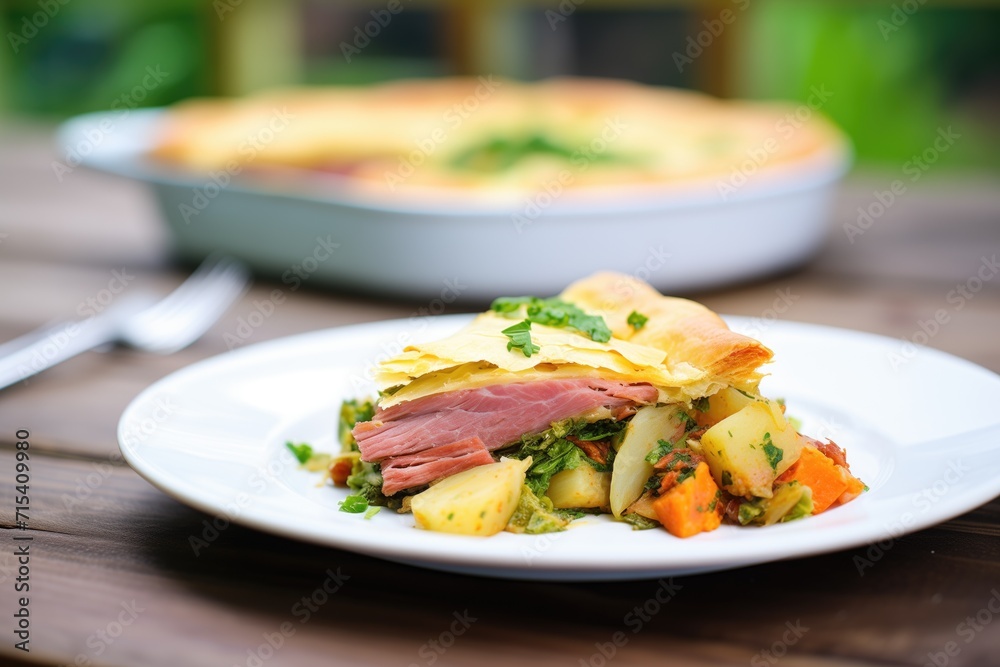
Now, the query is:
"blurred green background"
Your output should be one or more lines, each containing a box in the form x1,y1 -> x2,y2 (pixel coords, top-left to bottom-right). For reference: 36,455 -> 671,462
1,0 -> 997,170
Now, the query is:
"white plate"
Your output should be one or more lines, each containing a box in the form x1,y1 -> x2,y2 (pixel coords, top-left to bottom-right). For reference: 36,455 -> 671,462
61,110 -> 848,299
118,315 -> 1000,581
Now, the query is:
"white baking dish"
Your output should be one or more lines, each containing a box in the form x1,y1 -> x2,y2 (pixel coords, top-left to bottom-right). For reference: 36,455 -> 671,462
58,109 -> 849,301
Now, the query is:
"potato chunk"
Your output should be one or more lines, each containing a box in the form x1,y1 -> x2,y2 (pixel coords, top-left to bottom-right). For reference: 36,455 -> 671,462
610,405 -> 688,517
410,458 -> 530,536
701,400 -> 802,498
547,465 -> 612,509
694,387 -> 762,428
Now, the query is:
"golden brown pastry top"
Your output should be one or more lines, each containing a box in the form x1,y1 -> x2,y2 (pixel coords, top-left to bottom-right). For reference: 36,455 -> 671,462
374,272 -> 772,408
559,272 -> 772,381
150,77 -> 847,200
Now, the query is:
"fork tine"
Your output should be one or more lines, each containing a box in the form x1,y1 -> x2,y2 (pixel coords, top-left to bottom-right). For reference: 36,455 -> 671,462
125,256 -> 251,352
161,262 -> 251,340
0,256 -> 252,390
137,254 -> 241,324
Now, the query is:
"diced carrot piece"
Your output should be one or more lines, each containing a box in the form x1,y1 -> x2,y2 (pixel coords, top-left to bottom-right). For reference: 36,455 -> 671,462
652,462 -> 723,538
775,446 -> 848,513
329,458 -> 353,486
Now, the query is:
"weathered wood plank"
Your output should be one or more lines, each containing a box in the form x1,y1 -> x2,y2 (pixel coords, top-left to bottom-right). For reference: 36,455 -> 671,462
1,454 -> 999,667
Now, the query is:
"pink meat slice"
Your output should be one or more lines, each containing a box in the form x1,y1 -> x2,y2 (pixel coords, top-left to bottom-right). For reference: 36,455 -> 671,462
380,436 -> 493,496
354,378 -> 658,463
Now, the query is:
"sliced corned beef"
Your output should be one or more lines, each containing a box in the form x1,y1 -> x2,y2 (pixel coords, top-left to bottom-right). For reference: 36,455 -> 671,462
354,378 -> 657,467
380,436 -> 493,495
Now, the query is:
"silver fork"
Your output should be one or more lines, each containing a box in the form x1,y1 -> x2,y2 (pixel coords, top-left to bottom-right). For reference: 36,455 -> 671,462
0,255 -> 250,391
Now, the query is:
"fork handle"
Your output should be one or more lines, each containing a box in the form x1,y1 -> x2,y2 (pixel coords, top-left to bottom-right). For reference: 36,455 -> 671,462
0,317 -> 118,391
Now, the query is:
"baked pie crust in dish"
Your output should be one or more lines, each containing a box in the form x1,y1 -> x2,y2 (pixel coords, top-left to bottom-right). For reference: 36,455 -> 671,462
150,77 -> 848,200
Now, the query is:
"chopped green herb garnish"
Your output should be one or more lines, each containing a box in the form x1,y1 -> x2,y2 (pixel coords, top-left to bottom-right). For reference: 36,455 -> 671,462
501,319 -> 540,357
534,299 -> 611,342
363,506 -> 381,520
721,470 -> 733,487
491,296 -> 533,313
286,441 -> 331,470
644,473 -> 664,491
449,134 -> 634,173
339,494 -> 369,513
286,441 -> 314,464
692,397 -> 710,413
762,432 -> 783,471
677,410 -> 698,433
447,512 -> 455,521
491,296 -> 612,344
574,420 -> 625,442
645,438 -> 675,464
627,310 -> 648,331
708,490 -> 721,512
675,467 -> 697,486
449,134 -> 573,172
498,417 -> 629,495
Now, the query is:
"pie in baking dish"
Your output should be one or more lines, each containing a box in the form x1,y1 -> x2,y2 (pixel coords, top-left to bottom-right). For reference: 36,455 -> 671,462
150,77 -> 847,200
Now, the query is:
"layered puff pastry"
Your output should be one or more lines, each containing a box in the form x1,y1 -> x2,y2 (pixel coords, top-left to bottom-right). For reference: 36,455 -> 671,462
150,77 -> 847,198
375,271 -> 772,408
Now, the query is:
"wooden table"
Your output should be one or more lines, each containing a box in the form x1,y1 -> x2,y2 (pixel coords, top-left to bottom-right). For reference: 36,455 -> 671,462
1,121 -> 1000,667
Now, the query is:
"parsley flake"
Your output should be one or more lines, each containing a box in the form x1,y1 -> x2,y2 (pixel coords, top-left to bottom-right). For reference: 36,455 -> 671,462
286,441 -> 314,464
675,467 -> 697,485
491,296 -> 612,343
762,432 -> 784,471
708,490 -> 721,512
339,494 -> 369,513
645,439 -> 675,464
627,310 -> 648,331
677,410 -> 698,433
501,319 -> 540,357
